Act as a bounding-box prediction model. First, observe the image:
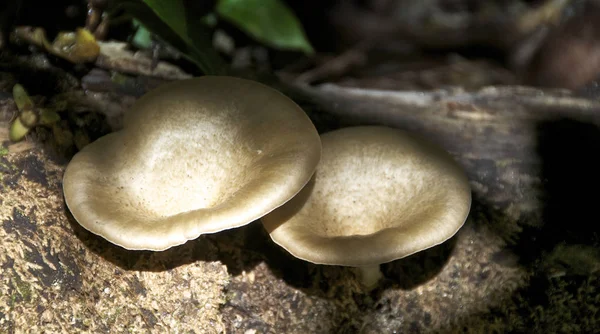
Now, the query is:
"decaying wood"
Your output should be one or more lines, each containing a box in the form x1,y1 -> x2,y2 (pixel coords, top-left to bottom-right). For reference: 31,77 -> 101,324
2,61 -> 599,332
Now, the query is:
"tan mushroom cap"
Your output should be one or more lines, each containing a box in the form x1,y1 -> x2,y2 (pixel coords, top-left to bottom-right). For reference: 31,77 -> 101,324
63,76 -> 321,251
262,126 -> 471,267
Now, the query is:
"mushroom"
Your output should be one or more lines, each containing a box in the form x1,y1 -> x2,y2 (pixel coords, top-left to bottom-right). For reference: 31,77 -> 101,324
261,126 -> 471,288
63,76 -> 321,251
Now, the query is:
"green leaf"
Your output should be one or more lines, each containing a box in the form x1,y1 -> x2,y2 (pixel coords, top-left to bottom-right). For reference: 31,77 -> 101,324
12,84 -> 34,112
9,118 -> 30,142
114,0 -> 227,75
216,0 -> 314,54
131,19 -> 153,49
39,110 -> 61,126
142,0 -> 188,38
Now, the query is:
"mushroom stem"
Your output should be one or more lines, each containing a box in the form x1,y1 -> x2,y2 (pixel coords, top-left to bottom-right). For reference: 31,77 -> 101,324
355,264 -> 383,289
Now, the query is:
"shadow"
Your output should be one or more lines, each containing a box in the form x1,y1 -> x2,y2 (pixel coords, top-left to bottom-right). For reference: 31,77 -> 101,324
434,117 -> 600,333
252,225 -> 322,289
65,207 -> 264,274
537,118 -> 600,244
508,118 -> 600,268
381,231 -> 458,290
358,116 -> 600,333
0,58 -> 78,96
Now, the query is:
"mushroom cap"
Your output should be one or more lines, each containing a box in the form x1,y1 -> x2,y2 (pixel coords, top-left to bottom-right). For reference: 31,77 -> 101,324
63,76 -> 321,251
262,126 -> 471,267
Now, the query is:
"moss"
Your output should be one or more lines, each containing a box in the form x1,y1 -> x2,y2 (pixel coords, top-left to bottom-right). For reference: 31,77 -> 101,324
538,276 -> 599,332
12,275 -> 33,303
452,272 -> 599,333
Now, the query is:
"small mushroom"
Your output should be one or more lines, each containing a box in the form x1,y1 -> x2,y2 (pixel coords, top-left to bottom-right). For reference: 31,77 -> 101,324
63,76 -> 321,251
262,126 -> 471,288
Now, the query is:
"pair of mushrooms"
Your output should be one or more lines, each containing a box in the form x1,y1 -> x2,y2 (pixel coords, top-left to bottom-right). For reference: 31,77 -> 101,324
63,76 -> 471,287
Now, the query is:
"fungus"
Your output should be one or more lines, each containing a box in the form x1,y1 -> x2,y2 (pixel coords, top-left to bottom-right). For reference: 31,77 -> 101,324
262,126 -> 471,288
63,76 -> 321,251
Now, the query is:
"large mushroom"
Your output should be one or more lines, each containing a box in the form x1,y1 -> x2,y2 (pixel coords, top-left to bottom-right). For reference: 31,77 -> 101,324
63,76 -> 321,251
262,126 -> 471,288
